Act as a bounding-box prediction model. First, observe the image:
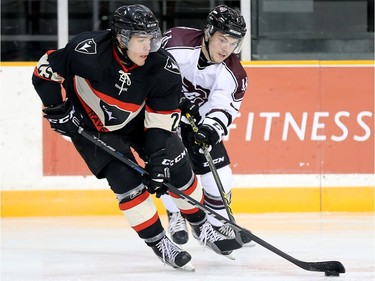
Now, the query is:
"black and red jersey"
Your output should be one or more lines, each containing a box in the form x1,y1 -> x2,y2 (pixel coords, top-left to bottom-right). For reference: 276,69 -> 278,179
32,30 -> 182,137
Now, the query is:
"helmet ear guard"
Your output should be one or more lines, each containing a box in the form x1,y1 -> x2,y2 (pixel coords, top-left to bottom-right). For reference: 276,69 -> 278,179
111,4 -> 162,52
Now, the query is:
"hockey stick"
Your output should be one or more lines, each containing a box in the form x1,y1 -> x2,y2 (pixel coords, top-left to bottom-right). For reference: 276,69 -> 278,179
185,113 -> 235,222
77,126 -> 345,275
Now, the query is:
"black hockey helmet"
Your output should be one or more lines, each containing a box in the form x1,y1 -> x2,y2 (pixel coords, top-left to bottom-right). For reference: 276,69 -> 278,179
205,5 -> 247,53
111,4 -> 162,52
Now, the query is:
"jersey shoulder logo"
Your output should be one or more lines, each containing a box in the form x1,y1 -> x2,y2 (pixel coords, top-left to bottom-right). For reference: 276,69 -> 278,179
75,38 -> 97,54
164,57 -> 180,75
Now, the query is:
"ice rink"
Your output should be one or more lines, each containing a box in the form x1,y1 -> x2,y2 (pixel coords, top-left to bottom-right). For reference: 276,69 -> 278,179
2,213 -> 374,281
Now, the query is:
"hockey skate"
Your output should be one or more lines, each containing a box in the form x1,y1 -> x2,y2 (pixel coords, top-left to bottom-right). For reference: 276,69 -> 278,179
167,211 -> 189,245
190,220 -> 243,259
151,236 -> 195,271
213,224 -> 236,239
214,224 -> 254,245
238,229 -> 254,245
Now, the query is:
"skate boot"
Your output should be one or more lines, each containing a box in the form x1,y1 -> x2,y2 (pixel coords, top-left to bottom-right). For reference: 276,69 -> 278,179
239,229 -> 253,244
151,236 -> 195,271
214,224 -> 253,245
167,211 -> 189,245
190,220 -> 242,259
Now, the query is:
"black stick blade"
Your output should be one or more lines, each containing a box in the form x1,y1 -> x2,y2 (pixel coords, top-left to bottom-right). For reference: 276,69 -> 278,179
249,234 -> 346,274
302,261 -> 346,273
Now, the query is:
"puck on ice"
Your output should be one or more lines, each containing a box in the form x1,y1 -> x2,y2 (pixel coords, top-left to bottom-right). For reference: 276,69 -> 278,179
325,271 -> 340,277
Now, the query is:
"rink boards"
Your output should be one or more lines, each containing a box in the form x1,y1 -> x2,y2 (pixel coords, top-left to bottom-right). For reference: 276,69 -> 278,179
1,61 -> 374,216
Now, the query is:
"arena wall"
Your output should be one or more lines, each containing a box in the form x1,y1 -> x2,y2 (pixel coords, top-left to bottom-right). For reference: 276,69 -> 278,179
1,61 -> 374,217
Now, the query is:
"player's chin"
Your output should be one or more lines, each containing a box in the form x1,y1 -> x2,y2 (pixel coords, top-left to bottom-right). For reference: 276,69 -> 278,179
135,57 -> 147,66
213,54 -> 227,63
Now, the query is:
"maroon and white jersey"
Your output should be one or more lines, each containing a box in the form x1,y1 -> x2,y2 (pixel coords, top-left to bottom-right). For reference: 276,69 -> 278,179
162,27 -> 248,131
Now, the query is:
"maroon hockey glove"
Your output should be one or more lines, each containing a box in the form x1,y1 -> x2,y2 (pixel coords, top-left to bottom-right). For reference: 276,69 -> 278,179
145,149 -> 170,198
42,99 -> 83,138
179,97 -> 199,117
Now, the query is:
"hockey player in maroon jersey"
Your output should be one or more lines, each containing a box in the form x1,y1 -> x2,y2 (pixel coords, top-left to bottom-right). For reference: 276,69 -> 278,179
32,4 -> 242,271
160,5 -> 252,245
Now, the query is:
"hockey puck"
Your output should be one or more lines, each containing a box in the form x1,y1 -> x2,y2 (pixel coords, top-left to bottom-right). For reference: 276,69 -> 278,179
325,271 -> 340,277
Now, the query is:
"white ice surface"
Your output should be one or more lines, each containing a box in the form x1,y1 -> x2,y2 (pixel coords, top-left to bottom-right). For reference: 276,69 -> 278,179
1,213 -> 374,281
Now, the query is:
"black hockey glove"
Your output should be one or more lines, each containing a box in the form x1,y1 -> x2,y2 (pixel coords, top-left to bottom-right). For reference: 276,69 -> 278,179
42,99 -> 83,138
179,96 -> 199,117
145,149 -> 170,198
195,118 -> 224,147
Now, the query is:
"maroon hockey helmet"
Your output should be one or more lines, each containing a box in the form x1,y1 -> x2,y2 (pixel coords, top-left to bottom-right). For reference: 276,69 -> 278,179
111,4 -> 162,52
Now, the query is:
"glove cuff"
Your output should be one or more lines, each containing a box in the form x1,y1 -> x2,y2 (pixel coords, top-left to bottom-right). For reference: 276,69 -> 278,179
202,117 -> 226,142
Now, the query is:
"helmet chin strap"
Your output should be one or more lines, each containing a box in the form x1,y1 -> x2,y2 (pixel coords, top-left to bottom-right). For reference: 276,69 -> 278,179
115,44 -> 134,67
203,37 -> 214,63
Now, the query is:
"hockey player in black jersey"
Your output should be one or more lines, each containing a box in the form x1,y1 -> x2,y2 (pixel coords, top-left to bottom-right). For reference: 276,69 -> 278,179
32,4 -> 242,271
160,5 -> 252,246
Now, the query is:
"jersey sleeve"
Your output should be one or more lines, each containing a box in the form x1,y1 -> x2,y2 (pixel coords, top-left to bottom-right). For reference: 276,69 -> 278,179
205,61 -> 248,131
32,31 -> 103,107
32,49 -> 68,107
144,54 -> 182,133
143,52 -> 183,156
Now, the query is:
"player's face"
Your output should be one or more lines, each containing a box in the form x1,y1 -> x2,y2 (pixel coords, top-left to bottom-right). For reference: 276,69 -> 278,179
208,32 -> 239,63
126,34 -> 153,66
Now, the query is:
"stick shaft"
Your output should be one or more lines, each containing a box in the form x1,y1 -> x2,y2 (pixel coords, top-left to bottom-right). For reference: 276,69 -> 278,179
185,113 -> 235,222
77,126 -> 345,274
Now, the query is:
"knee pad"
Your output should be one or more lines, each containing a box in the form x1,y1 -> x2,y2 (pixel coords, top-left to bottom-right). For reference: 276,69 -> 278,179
169,175 -> 203,215
116,184 -> 161,236
166,133 -> 195,187
103,160 -> 160,235
103,156 -> 143,195
201,165 -> 232,210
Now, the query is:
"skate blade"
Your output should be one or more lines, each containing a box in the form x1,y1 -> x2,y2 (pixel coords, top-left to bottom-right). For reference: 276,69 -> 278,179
211,246 -> 236,260
243,241 -> 256,248
177,261 -> 196,272
222,253 -> 235,260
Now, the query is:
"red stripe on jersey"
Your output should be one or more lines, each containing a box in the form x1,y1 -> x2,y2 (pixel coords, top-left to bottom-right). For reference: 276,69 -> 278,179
118,191 -> 149,211
74,90 -> 109,132
145,105 -> 180,115
169,176 -> 198,198
132,212 -> 159,232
